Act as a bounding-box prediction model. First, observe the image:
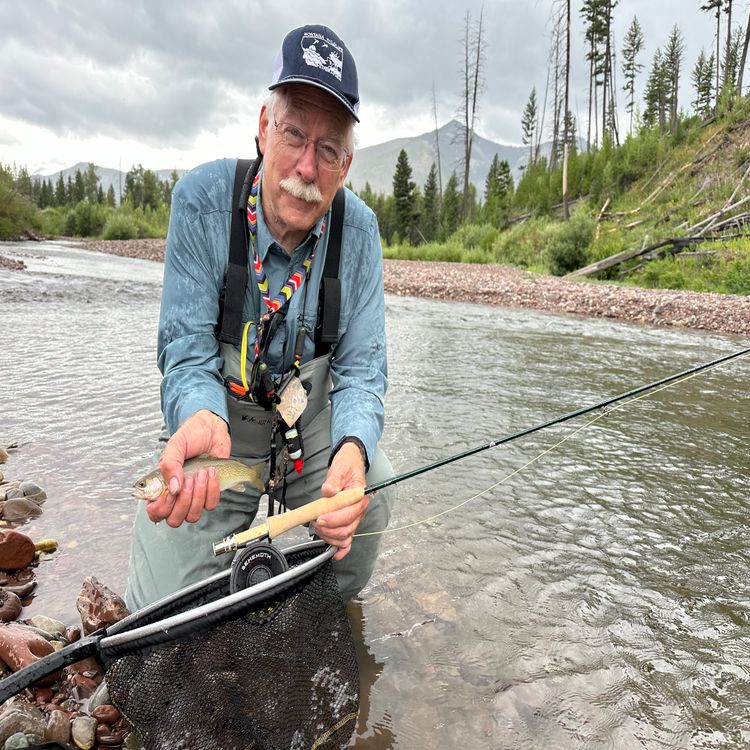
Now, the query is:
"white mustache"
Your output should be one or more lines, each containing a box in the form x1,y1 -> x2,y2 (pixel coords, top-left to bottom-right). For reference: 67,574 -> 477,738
279,176 -> 323,203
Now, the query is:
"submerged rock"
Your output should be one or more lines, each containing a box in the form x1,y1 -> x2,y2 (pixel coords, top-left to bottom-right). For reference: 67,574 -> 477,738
1,499 -> 42,524
0,592 -> 22,623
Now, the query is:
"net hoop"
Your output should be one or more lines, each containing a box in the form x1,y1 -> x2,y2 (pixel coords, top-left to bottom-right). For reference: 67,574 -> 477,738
101,541 -> 334,658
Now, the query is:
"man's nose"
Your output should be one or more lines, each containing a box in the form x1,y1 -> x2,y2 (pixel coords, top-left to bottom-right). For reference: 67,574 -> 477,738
295,140 -> 318,180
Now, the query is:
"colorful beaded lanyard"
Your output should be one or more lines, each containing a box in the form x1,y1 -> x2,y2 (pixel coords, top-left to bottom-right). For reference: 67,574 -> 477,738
235,170 -> 325,396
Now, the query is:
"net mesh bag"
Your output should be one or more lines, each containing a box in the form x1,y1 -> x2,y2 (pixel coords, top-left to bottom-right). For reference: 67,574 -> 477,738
104,544 -> 359,750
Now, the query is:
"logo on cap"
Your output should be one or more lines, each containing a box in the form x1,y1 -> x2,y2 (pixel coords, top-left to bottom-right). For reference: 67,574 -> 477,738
300,31 -> 343,82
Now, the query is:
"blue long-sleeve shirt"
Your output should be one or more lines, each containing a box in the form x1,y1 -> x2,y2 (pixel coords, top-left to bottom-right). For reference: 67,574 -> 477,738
157,158 -> 388,463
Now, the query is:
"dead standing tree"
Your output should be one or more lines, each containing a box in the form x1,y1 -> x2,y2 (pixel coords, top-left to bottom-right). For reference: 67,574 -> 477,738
458,6 -> 486,221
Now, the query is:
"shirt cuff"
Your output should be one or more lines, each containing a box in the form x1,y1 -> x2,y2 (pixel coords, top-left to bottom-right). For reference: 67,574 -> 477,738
329,436 -> 370,473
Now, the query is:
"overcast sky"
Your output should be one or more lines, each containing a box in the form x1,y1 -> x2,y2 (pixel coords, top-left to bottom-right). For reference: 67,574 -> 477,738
0,0 -> 739,175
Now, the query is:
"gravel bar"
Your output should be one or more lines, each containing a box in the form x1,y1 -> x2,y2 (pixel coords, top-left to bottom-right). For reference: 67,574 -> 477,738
75,239 -> 749,337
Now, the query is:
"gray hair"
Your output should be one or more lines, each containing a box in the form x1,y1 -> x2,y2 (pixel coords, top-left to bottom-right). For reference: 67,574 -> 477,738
265,88 -> 356,153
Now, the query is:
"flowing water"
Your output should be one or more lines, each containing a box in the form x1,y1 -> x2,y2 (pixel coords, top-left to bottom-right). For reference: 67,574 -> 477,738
1,240 -> 749,749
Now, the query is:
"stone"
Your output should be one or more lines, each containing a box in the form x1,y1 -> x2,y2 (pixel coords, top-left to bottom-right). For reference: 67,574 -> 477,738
28,616 -> 65,639
1,582 -> 36,601
64,626 -> 81,644
0,703 -> 45,746
0,624 -> 55,674
0,591 -> 22,623
1,499 -> 42,523
0,449 -> 7,465
86,680 -> 110,712
71,715 -> 97,750
17,484 -> 44,502
1,492 -> 22,502
3,731 -> 29,748
76,578 -> 129,636
0,533 -> 35,571
44,709 -> 71,744
90,704 -> 120,725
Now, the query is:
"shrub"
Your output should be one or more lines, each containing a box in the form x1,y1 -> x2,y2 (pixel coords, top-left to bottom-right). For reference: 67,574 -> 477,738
102,212 -> 139,240
546,210 -> 595,275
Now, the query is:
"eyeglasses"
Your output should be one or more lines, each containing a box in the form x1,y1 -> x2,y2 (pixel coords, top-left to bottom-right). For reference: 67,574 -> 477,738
273,118 -> 350,171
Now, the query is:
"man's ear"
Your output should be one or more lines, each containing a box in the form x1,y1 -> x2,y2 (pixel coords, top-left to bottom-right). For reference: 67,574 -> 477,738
258,105 -> 270,154
337,152 -> 353,189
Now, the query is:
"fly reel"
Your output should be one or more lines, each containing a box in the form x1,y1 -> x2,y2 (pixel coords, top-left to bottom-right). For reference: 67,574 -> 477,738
229,541 -> 290,593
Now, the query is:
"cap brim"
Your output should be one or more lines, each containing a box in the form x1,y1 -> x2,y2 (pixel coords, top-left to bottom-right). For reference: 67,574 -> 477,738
269,76 -> 360,122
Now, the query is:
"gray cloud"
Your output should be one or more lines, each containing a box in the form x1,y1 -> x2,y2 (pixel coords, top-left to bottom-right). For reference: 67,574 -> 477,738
0,0 -> 723,159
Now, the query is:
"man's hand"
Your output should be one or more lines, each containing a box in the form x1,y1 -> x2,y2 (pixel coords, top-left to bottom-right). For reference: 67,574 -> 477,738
313,441 -> 369,560
147,409 -> 231,527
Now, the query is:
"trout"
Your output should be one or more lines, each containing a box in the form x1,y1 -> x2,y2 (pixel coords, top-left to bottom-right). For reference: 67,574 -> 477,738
133,455 -> 265,502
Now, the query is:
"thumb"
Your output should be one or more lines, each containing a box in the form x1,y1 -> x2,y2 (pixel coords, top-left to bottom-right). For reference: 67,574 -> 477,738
159,435 -> 187,496
320,476 -> 341,498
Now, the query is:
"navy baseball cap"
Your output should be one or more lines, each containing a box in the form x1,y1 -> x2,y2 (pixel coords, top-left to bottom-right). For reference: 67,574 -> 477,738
269,24 -> 360,122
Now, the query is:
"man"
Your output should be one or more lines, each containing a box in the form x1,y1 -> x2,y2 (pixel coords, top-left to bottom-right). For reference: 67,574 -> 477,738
126,24 -> 394,610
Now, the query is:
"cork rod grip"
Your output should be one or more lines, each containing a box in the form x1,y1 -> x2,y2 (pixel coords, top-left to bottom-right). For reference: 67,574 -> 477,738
265,487 -> 365,539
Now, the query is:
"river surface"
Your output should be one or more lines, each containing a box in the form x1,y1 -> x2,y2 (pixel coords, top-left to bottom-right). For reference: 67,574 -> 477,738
1,240 -> 749,750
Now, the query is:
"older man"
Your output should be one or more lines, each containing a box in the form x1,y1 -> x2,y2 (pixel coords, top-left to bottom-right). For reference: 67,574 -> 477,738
126,24 -> 394,609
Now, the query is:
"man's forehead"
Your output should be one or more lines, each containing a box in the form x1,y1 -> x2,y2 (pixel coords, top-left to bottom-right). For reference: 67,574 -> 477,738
278,85 -> 352,129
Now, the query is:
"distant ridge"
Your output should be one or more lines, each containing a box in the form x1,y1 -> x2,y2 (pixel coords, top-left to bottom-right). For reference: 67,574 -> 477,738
33,122 -> 574,201
347,120 -> 531,195
33,162 -> 187,204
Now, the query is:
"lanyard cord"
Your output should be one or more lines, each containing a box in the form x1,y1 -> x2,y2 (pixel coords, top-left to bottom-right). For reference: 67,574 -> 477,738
246,172 -> 324,363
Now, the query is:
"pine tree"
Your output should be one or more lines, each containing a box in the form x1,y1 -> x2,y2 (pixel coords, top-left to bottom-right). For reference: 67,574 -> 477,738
440,173 -> 461,240
391,149 -> 418,244
692,49 -> 715,116
664,26 -> 685,131
73,169 -> 85,203
83,163 -> 99,202
106,184 -> 116,208
621,16 -> 645,135
643,49 -> 668,131
358,181 -> 375,211
54,174 -> 65,206
521,88 -> 538,166
420,163 -> 440,242
483,154 -> 513,228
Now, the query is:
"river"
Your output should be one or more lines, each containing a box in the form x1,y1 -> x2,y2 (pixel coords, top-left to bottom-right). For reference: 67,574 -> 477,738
1,240 -> 748,749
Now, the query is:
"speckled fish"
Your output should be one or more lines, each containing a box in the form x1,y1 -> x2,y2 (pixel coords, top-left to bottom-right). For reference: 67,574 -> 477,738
133,456 -> 265,502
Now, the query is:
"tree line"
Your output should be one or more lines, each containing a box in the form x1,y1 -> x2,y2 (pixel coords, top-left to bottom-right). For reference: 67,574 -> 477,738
0,162 -> 179,240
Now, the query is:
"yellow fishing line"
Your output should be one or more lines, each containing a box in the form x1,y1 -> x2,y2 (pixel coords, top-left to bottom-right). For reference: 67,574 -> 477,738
354,359 -> 731,539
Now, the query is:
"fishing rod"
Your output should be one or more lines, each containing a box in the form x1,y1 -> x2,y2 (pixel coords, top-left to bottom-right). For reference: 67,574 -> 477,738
364,346 -> 750,494
214,347 -> 749,555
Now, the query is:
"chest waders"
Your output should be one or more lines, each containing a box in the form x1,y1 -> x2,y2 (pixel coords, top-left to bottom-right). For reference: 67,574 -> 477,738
126,156 -> 393,613
217,156 -> 345,541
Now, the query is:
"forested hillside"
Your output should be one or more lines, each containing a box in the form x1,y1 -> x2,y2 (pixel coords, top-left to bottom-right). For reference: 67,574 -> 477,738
2,1 -> 750,295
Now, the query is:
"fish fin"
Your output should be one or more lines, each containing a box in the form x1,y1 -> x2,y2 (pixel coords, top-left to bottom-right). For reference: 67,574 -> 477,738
229,482 -> 247,493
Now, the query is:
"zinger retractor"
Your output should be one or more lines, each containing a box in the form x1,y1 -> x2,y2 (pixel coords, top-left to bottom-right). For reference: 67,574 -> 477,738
229,542 -> 290,593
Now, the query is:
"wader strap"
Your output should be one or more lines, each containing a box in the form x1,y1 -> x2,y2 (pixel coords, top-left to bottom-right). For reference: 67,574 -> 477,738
217,157 -> 261,345
315,187 -> 345,357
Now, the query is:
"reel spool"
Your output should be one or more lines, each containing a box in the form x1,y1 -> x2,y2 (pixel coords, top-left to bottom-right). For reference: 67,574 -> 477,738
230,542 -> 289,593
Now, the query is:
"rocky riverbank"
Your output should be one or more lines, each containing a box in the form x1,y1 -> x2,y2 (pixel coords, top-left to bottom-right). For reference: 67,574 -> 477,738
0,458 -> 132,749
63,239 -> 748,336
